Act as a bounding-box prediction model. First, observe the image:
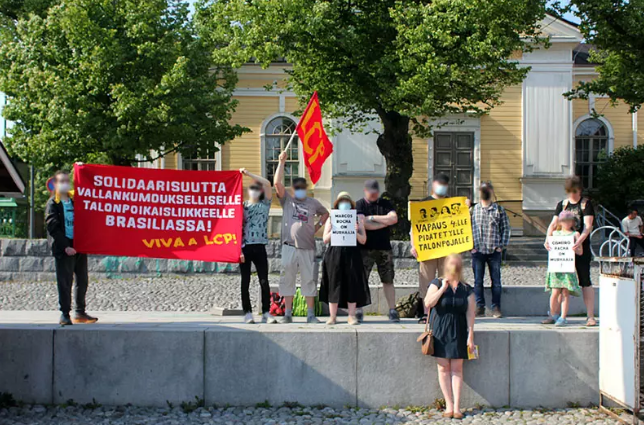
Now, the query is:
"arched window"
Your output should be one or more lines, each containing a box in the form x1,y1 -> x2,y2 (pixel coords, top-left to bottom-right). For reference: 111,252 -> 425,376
264,116 -> 300,186
575,118 -> 609,191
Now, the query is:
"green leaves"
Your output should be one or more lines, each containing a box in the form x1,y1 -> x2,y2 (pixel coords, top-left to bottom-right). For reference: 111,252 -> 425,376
197,0 -> 546,132
0,0 -> 247,207
596,146 -> 644,215
559,0 -> 644,112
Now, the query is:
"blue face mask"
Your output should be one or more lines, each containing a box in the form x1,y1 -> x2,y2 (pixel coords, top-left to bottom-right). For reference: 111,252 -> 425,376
434,185 -> 448,197
338,201 -> 351,211
294,189 -> 307,200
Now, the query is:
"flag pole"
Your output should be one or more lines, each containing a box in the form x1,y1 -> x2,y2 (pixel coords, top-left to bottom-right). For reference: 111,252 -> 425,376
283,131 -> 297,153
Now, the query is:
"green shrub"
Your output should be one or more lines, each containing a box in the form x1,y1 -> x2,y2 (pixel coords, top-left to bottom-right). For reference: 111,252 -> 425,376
595,146 -> 644,216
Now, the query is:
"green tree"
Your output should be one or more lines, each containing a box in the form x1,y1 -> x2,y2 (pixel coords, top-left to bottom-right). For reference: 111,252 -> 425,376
0,0 -> 53,22
555,0 -> 644,111
197,0 -> 547,234
595,146 -> 644,216
0,0 -> 246,207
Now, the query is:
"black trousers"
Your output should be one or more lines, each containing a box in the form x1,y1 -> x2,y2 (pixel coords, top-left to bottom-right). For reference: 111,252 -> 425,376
240,244 -> 270,313
630,237 -> 644,256
575,240 -> 593,288
55,251 -> 89,315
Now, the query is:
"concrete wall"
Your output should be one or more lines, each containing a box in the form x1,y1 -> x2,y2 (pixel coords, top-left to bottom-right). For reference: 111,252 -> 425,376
280,284 -> 599,317
0,325 -> 599,408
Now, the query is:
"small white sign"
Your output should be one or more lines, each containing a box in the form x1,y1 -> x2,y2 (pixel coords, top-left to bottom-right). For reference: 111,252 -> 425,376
330,210 -> 357,247
548,235 -> 576,273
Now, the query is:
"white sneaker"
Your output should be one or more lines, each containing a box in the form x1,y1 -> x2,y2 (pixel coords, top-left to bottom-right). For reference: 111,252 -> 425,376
244,313 -> 255,324
262,313 -> 277,324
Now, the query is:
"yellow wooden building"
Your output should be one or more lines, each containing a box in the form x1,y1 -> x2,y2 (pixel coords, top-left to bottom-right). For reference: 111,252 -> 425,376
157,15 -> 641,236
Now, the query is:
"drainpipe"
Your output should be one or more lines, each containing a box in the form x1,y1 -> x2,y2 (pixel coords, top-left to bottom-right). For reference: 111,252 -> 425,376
633,111 -> 638,148
29,164 -> 34,239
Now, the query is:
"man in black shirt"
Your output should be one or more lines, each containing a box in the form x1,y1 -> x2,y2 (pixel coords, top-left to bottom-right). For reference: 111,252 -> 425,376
545,175 -> 596,326
356,180 -> 399,322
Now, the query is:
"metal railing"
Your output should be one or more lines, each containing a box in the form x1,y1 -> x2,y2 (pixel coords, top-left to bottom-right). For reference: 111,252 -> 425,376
590,225 -> 630,258
595,203 -> 622,229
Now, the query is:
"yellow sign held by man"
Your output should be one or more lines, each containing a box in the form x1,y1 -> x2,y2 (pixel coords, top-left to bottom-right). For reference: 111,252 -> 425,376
409,197 -> 473,262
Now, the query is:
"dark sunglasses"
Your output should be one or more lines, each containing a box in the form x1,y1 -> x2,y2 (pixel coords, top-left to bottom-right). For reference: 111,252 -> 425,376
249,185 -> 262,191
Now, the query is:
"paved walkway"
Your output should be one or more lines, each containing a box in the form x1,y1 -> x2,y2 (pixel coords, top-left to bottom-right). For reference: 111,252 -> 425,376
0,311 -> 597,332
0,404 -> 623,424
0,266 -> 600,312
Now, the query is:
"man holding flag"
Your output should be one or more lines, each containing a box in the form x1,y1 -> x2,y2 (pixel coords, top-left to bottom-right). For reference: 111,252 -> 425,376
274,92 -> 332,324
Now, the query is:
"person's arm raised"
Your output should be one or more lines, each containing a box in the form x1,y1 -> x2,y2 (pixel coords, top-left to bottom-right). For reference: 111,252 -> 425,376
273,151 -> 287,199
240,168 -> 272,201
424,279 -> 448,309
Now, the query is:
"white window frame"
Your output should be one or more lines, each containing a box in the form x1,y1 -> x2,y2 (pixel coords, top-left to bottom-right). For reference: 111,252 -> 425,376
260,113 -> 304,183
178,143 -> 222,171
572,115 -> 614,190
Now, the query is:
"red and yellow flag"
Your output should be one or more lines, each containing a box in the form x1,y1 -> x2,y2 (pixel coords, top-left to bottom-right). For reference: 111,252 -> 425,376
295,92 -> 333,184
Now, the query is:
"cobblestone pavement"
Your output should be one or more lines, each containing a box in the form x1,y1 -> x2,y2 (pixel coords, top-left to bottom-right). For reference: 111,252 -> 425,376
0,265 -> 599,312
0,404 -> 623,425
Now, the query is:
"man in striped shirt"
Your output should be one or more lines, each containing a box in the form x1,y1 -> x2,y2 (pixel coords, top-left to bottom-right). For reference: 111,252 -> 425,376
470,181 -> 510,318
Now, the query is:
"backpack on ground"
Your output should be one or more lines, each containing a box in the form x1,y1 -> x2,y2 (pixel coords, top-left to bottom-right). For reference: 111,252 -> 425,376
395,291 -> 420,318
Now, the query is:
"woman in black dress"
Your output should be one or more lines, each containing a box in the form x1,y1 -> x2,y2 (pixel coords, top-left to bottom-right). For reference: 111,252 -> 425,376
319,192 -> 370,325
424,253 -> 476,420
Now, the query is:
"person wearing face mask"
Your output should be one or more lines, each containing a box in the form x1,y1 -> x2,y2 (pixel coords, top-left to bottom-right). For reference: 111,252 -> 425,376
45,170 -> 98,326
411,173 -> 451,324
274,151 -> 329,324
319,192 -> 370,325
239,168 -> 277,324
470,181 -> 510,318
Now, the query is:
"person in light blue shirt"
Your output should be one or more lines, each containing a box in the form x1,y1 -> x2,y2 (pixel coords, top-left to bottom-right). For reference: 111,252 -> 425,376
239,167 -> 277,324
62,199 -> 74,239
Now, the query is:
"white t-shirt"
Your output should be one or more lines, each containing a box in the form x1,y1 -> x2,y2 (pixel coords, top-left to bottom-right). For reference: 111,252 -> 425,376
621,215 -> 643,237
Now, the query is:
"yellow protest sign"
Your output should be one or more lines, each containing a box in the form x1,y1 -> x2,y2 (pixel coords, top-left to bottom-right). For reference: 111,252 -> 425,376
409,197 -> 473,262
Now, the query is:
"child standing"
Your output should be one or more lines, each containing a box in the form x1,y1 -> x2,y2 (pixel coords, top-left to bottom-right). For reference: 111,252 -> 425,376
543,210 -> 583,326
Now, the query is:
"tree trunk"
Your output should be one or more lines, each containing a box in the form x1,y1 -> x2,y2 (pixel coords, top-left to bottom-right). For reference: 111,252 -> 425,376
376,110 -> 414,238
108,154 -> 132,167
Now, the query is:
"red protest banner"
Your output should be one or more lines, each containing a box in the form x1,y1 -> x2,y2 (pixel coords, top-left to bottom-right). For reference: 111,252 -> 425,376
295,91 -> 333,184
73,164 -> 243,262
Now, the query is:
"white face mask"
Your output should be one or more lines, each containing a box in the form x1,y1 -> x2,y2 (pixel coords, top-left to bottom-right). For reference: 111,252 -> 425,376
294,189 -> 307,200
248,189 -> 261,200
434,184 -> 448,197
338,201 -> 351,211
57,183 -> 71,193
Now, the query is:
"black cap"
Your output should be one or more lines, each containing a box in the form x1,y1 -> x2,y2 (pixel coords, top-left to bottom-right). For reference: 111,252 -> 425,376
364,179 -> 380,191
433,174 -> 449,184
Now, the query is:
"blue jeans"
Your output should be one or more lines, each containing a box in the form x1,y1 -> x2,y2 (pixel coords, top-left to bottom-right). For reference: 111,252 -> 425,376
472,251 -> 502,309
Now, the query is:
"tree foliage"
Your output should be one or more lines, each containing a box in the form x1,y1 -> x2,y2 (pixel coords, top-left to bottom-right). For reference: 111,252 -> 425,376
595,146 -> 644,216
0,0 -> 246,206
556,0 -> 644,112
196,0 -> 547,234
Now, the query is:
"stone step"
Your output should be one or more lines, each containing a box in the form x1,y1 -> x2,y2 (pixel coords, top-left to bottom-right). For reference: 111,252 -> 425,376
265,285 -> 598,317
